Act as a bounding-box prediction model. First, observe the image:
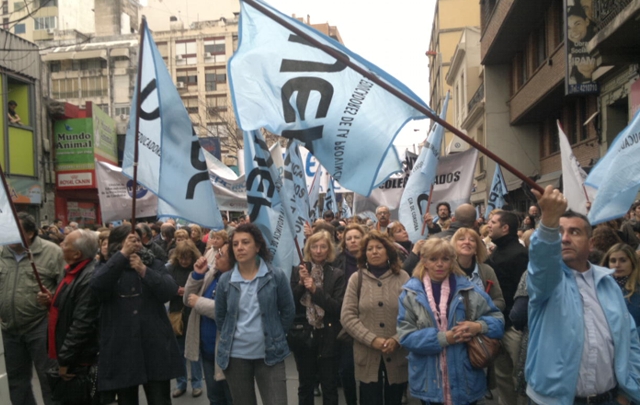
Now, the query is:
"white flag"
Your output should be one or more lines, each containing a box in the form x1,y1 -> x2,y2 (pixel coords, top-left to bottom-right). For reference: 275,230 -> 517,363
95,160 -> 158,223
0,177 -> 21,246
202,150 -> 248,212
558,122 -> 595,215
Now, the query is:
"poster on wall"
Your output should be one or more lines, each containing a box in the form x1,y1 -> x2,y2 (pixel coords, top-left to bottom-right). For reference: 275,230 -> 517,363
54,118 -> 95,171
92,104 -> 118,164
66,201 -> 97,228
565,0 -> 599,95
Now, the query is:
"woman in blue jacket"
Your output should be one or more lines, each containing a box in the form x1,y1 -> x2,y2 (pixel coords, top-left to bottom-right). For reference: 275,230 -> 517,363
215,223 -> 295,405
397,238 -> 504,405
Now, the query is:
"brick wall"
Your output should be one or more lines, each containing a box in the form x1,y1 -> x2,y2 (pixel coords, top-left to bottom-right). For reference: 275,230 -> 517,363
540,137 -> 600,174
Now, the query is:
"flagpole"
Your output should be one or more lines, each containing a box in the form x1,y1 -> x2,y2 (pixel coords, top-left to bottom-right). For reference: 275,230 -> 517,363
242,0 -> 544,194
420,183 -> 435,235
0,163 -> 46,293
130,16 -> 147,231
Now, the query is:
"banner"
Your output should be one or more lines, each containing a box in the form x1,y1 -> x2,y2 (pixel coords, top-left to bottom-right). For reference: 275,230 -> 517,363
323,175 -> 337,214
229,0 -> 429,196
283,140 -> 311,250
355,148 -> 478,222
401,93 -> 448,242
202,150 -> 248,212
565,0 -> 598,95
0,174 -> 22,246
558,122 -> 595,215
244,130 -> 296,278
122,22 -> 223,229
485,164 -> 508,220
95,160 -> 158,222
308,164 -> 323,222
586,110 -> 640,224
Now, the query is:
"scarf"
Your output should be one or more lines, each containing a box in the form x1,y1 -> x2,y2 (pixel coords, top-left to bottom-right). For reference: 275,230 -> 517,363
367,263 -> 389,278
48,259 -> 92,359
301,263 -> 325,329
614,275 -> 630,290
423,274 -> 452,405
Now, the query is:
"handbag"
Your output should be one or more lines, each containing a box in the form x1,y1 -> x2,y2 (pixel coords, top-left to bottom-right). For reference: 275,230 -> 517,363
462,290 -> 501,369
287,321 -> 318,351
46,364 -> 97,404
169,310 -> 184,336
336,269 -> 363,344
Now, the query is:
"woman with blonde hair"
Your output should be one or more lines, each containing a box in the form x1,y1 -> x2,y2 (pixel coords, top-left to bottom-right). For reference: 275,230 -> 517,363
289,230 -> 345,405
451,228 -> 505,311
341,231 -> 409,405
397,238 -> 504,405
189,224 -> 206,254
602,243 -> 640,335
167,240 -> 204,398
204,230 -> 229,267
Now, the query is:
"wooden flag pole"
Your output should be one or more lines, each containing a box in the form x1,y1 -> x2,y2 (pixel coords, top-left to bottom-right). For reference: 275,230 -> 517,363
0,163 -> 45,293
242,0 -> 544,194
130,16 -> 147,231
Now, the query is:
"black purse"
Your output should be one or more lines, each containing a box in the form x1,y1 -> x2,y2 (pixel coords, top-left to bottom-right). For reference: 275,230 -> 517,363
287,321 -> 318,352
45,364 -> 97,404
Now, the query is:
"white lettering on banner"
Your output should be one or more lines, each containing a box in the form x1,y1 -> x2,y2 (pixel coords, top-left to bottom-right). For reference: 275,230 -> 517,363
58,172 -> 93,188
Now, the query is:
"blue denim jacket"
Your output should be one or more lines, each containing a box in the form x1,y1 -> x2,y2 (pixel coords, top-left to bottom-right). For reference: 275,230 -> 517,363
215,259 -> 295,369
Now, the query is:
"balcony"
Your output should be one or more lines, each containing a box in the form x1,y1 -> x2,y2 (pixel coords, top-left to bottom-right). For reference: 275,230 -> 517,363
468,83 -> 485,114
587,0 -> 640,64
481,0 -> 553,65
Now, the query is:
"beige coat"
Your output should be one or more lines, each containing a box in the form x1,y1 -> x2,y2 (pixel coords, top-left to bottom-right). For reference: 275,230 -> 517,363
183,267 -> 225,381
340,268 -> 410,385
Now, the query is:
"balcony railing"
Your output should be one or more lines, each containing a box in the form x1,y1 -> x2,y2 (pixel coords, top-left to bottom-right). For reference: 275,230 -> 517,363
468,83 -> 485,113
594,0 -> 632,31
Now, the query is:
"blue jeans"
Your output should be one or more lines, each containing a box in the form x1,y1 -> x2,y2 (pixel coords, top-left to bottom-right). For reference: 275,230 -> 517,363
3,317 -> 57,405
176,335 -> 203,390
201,350 -> 233,405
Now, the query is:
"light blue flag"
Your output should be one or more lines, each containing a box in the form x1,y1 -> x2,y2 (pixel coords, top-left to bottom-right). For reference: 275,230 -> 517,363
307,164 -> 323,223
323,177 -> 337,214
485,164 -> 508,220
399,93 -> 449,243
340,196 -> 353,219
122,21 -> 223,229
229,0 -> 430,197
586,110 -> 640,224
0,171 -> 22,246
244,130 -> 297,278
283,140 -> 311,253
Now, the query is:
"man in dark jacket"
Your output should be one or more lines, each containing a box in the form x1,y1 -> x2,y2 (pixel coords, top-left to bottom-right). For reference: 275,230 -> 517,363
486,211 -> 529,405
38,229 -> 101,404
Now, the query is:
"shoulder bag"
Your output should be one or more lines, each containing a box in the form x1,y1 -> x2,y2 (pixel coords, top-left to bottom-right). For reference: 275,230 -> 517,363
462,290 -> 501,369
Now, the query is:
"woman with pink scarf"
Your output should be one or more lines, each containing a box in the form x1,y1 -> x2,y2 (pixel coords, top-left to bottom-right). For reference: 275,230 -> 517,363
397,238 -> 504,405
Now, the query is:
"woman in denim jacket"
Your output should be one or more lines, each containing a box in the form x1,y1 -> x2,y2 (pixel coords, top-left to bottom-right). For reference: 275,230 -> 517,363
214,223 -> 295,405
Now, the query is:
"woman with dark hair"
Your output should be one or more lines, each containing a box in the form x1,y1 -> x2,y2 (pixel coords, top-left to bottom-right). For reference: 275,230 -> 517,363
340,231 -> 410,405
214,223 -> 295,405
167,240 -> 204,398
289,230 -> 345,405
521,215 -> 536,231
386,221 -> 413,263
90,225 -> 183,405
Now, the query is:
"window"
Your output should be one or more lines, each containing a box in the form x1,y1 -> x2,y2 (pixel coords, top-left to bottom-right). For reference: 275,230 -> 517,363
49,61 -> 61,72
205,67 -> 227,91
204,38 -> 226,63
14,23 -> 25,34
80,76 -> 107,97
52,78 -> 78,99
34,16 -> 57,30
72,58 -> 106,71
13,1 -> 24,11
176,69 -> 197,87
2,1 -> 7,14
182,97 -> 199,114
207,122 -> 231,139
175,40 -> 196,65
552,0 -> 563,48
206,95 -> 227,115
115,106 -> 130,116
2,17 -> 7,29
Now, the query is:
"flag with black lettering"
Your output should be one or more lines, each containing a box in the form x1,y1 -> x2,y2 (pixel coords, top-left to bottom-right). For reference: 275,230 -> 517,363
229,0 -> 430,197
244,130 -> 296,278
308,164 -> 323,222
485,164 -> 508,220
283,140 -> 310,253
323,176 -> 337,214
122,21 -> 223,229
0,169 -> 21,246
586,110 -> 640,224
400,93 -> 449,243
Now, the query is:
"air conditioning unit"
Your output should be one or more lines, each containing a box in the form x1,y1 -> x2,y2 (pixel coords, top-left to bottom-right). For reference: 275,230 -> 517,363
176,82 -> 185,89
446,136 -> 468,155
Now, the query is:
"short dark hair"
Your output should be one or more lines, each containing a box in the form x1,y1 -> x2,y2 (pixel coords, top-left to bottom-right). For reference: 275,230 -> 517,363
136,223 -> 152,238
567,5 -> 588,20
228,223 -> 272,265
8,100 -> 17,107
494,211 -> 519,237
437,202 -> 451,214
357,231 -> 402,274
560,210 -> 593,237
323,210 -> 335,219
107,224 -> 142,259
18,212 -> 37,235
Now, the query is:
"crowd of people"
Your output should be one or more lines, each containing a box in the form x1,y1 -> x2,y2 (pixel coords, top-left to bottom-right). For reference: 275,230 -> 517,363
2,189 -> 640,405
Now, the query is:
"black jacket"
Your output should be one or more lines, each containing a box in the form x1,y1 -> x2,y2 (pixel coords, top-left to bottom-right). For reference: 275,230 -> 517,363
486,234 -> 528,328
290,262 -> 346,357
90,251 -> 184,391
53,259 -> 100,368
